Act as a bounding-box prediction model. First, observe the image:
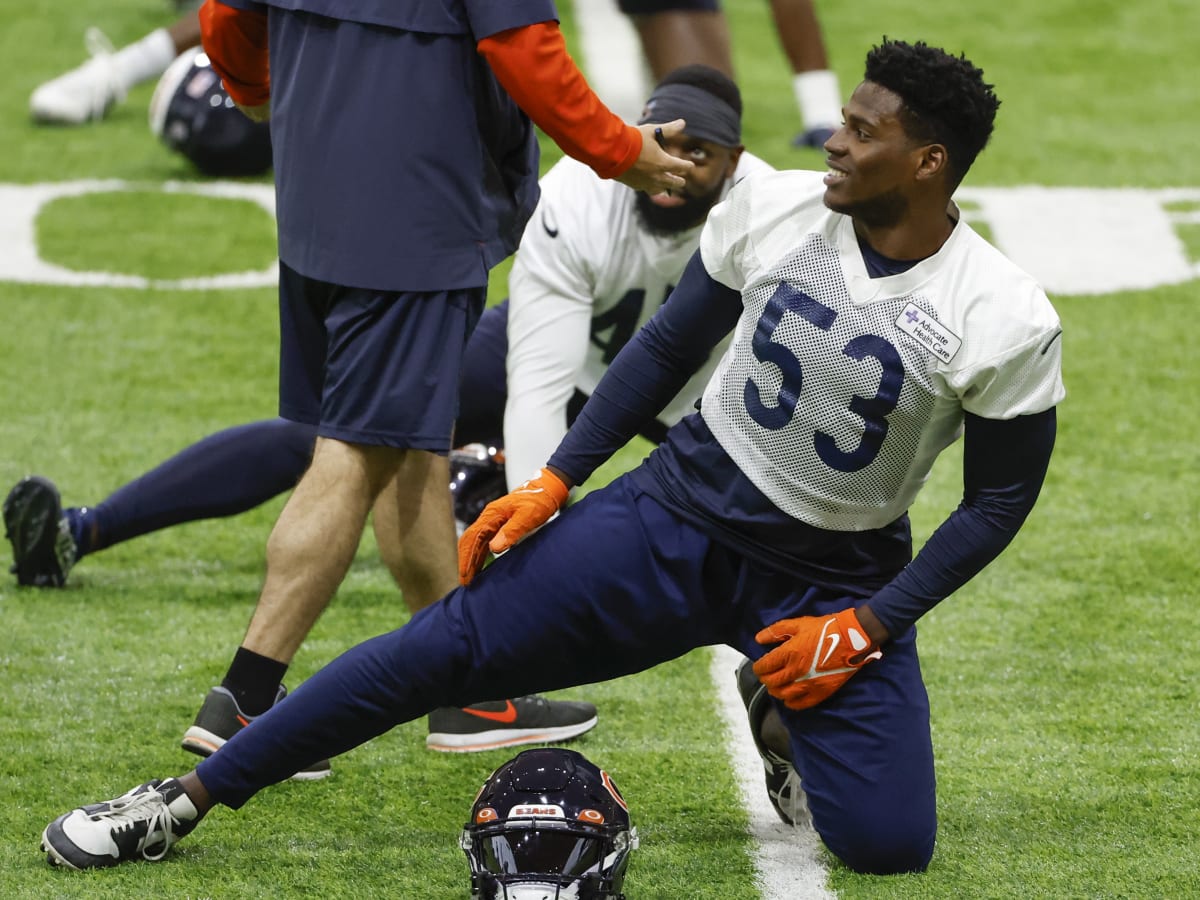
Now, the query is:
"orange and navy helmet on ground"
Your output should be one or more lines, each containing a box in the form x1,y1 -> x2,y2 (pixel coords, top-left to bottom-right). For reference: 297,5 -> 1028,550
461,748 -> 638,899
149,46 -> 272,177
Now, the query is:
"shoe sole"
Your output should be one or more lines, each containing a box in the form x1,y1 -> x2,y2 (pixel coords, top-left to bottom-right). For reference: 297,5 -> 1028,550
426,715 -> 598,753
182,725 -> 332,781
41,827 -> 82,870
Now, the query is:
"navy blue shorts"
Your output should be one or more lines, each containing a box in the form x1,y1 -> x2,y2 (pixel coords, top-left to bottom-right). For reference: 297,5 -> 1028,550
277,261 -> 484,451
618,0 -> 720,13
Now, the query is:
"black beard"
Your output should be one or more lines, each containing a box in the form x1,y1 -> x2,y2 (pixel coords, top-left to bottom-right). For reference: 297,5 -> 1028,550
634,180 -> 726,237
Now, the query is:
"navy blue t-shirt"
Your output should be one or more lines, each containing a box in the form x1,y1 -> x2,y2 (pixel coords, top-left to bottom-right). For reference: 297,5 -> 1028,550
236,0 -> 556,291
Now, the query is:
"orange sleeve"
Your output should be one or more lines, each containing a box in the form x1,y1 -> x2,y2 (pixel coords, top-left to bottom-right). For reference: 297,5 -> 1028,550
477,21 -> 641,180
198,0 -> 270,108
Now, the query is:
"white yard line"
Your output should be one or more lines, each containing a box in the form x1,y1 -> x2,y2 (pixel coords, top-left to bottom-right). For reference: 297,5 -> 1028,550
711,645 -> 836,899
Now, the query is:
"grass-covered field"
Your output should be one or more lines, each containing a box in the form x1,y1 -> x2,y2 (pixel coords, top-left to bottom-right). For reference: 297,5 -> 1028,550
1,0 -> 1198,897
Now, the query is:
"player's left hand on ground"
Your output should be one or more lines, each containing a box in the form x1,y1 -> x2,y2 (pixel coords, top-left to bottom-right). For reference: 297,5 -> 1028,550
752,608 -> 883,710
457,467 -> 570,585
617,119 -> 693,195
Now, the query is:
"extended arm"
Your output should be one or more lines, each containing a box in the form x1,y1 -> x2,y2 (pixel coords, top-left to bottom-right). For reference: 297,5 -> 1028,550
477,22 -> 691,193
201,4 -> 689,189
862,407 -> 1058,640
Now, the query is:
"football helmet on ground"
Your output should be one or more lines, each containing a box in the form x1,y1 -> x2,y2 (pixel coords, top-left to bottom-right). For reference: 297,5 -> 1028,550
461,748 -> 638,899
449,443 -> 508,536
148,47 -> 272,177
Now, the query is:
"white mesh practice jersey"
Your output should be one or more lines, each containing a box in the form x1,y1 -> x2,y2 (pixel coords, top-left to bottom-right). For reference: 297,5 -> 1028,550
503,151 -> 773,488
699,169 -> 1066,531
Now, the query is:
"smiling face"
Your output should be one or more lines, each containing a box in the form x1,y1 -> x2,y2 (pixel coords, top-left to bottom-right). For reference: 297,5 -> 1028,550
822,81 -> 940,228
636,132 -> 742,235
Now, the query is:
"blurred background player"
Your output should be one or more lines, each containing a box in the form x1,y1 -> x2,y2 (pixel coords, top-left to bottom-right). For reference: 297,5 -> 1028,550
617,0 -> 842,147
29,8 -> 203,125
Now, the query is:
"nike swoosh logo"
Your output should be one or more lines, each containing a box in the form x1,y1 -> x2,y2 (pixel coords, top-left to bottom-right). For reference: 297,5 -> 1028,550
461,700 -> 518,724
1041,330 -> 1063,355
542,210 -> 559,239
819,629 -> 840,668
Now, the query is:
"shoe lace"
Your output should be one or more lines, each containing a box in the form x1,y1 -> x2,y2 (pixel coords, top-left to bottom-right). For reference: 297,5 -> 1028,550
100,788 -> 185,861
80,27 -> 127,106
84,27 -> 115,59
769,766 -> 811,828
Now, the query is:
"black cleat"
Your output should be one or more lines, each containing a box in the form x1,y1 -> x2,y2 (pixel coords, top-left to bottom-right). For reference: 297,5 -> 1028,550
4,476 -> 76,587
736,656 -> 810,826
42,778 -> 198,869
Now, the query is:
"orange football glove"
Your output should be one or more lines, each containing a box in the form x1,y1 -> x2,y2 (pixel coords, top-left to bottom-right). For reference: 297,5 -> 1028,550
752,608 -> 883,710
457,467 -> 569,585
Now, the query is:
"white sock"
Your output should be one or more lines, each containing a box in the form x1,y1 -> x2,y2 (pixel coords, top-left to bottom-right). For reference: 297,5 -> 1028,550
792,69 -> 842,130
112,28 -> 177,90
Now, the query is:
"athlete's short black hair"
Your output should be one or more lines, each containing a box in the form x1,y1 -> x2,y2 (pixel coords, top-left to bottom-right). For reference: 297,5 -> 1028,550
656,64 -> 743,120
864,38 -> 1000,187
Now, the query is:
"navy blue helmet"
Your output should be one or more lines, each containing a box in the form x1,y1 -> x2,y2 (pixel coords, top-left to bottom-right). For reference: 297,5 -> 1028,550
461,748 -> 638,899
449,443 -> 508,535
149,47 -> 272,177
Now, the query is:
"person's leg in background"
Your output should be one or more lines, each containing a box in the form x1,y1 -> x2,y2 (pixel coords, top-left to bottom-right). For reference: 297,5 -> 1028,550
766,0 -> 844,148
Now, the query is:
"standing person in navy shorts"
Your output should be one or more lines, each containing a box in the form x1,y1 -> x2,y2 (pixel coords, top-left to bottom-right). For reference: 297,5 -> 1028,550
154,0 -> 693,772
43,39 -> 1064,877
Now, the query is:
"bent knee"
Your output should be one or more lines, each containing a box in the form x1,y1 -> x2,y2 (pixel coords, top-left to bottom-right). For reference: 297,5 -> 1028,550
818,815 -> 936,875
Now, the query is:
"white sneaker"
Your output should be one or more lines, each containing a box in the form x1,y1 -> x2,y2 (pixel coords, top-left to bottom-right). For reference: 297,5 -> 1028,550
41,779 -> 198,869
29,28 -> 126,125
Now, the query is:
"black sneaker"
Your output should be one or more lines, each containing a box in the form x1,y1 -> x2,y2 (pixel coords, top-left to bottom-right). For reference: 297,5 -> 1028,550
42,778 -> 198,869
4,476 -> 76,587
736,657 -> 809,826
426,695 -> 598,753
181,685 -> 332,780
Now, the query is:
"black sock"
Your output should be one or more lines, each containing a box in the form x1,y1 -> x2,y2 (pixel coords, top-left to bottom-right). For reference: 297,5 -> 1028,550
221,647 -> 289,716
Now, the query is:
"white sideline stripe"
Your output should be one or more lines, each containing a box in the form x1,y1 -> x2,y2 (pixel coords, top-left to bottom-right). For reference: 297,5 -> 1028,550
710,645 -> 835,899
570,0 -> 649,122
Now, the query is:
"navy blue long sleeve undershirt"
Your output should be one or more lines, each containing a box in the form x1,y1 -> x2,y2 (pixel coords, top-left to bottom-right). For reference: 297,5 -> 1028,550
866,408 -> 1055,635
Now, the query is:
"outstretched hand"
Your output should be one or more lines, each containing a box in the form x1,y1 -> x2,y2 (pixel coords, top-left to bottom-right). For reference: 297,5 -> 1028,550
616,119 -> 693,195
752,608 -> 883,710
457,467 -> 570,585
